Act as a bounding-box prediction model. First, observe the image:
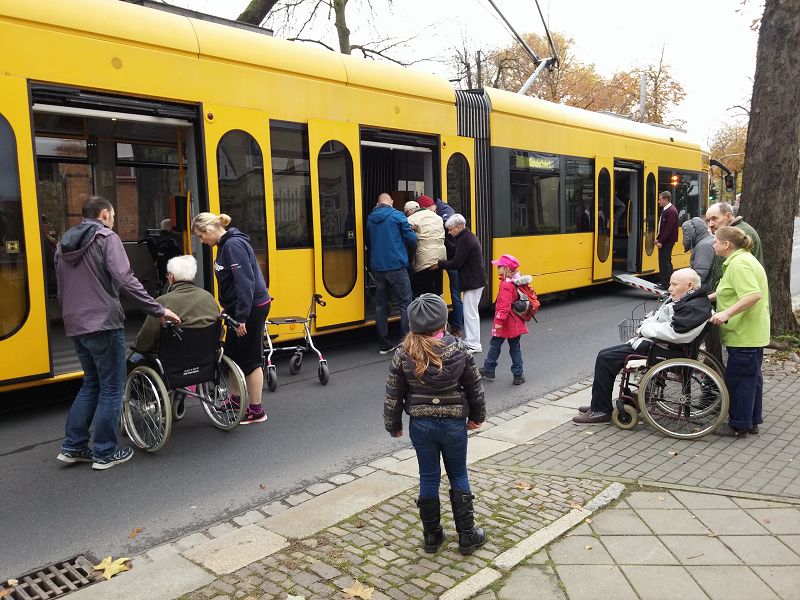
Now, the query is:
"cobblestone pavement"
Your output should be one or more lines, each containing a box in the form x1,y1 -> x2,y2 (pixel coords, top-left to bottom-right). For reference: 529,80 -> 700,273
483,360 -> 800,499
183,470 -> 611,600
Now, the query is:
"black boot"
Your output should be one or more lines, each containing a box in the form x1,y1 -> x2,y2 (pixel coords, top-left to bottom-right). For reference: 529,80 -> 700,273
449,489 -> 486,555
416,497 -> 444,553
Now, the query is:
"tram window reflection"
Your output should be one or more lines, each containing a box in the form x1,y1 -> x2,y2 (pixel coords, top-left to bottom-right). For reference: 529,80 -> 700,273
565,157 -> 594,233
270,121 -> 312,249
509,150 -> 560,235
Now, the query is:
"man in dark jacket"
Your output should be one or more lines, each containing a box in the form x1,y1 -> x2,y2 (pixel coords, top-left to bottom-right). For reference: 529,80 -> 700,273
55,196 -> 180,470
656,191 -> 679,288
366,193 -> 417,353
573,268 -> 711,424
437,214 -> 487,353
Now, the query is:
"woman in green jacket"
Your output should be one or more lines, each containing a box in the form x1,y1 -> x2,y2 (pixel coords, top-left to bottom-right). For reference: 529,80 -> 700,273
709,226 -> 770,438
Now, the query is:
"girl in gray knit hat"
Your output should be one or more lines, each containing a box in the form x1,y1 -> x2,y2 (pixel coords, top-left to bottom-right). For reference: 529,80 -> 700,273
383,293 -> 487,555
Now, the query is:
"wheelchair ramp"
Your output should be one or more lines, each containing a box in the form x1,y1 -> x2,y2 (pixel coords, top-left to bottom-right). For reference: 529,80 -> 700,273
613,273 -> 664,297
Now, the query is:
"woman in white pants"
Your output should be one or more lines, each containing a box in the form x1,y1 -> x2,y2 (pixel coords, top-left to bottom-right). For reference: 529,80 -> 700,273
437,214 -> 487,353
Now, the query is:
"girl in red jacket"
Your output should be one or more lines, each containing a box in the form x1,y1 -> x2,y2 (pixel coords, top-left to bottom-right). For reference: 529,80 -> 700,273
479,254 -> 529,385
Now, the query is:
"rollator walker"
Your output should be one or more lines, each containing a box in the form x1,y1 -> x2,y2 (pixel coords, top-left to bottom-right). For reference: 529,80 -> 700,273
263,293 -> 329,391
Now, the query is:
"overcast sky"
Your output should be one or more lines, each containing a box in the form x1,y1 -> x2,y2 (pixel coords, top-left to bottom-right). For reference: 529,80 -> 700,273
164,0 -> 761,143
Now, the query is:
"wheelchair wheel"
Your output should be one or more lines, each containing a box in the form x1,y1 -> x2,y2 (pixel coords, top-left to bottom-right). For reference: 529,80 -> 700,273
289,353 -> 303,375
200,356 -> 248,430
171,390 -> 187,421
123,366 -> 172,452
697,349 -> 724,376
266,365 -> 278,392
318,361 -> 330,385
612,403 -> 639,430
638,358 -> 728,439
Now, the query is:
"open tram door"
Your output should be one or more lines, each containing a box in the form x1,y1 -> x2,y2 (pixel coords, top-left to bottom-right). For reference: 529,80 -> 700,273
308,119 -> 364,328
441,134 -> 475,304
592,157 -> 614,281
0,75 -> 50,385
612,160 -> 644,273
641,163 -> 659,273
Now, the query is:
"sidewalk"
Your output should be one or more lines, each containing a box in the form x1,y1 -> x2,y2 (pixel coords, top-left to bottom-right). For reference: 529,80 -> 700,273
31,356 -> 800,600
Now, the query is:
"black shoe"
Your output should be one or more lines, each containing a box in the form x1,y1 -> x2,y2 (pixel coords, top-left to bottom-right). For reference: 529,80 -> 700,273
416,497 -> 444,553
56,448 -> 93,464
513,373 -> 525,385
92,447 -> 134,470
379,344 -> 399,355
450,489 -> 486,555
478,368 -> 495,381
748,425 -> 759,435
572,411 -> 611,424
714,424 -> 748,438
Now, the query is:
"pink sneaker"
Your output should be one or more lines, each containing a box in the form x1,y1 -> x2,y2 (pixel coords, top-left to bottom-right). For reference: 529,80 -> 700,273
240,407 -> 268,425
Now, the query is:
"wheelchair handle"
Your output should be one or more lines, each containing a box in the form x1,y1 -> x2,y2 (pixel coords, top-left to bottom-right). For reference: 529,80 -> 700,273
313,294 -> 326,307
220,313 -> 240,329
163,321 -> 184,341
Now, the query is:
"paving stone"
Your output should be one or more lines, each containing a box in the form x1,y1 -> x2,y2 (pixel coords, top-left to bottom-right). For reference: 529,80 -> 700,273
692,508 -> 771,535
497,565 -> 566,600
672,490 -> 739,509
633,509 -> 711,535
547,536 -> 614,565
175,532 -> 211,551
369,456 -> 399,469
686,565 -> 780,600
589,509 -> 651,535
351,465 -> 376,477
285,491 -> 313,506
720,535 -> 800,565
556,564 -> 637,600
328,473 -> 356,485
744,507 -> 800,534
601,535 -> 679,565
752,566 -> 800,600
621,565 -> 708,600
260,501 -> 289,516
625,491 -> 683,510
233,511 -> 264,527
306,482 -> 335,495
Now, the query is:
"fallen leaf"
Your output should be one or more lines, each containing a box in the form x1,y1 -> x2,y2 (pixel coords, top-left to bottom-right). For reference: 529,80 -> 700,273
583,431 -> 594,435
515,481 -> 533,490
342,579 -> 374,599
6,580 -> 17,587
570,502 -> 583,510
93,556 -> 131,580
286,595 -> 305,600
707,533 -> 718,538
584,518 -> 593,524
686,553 -> 704,560
584,545 -> 592,550
657,496 -> 665,501
762,518 -> 771,524
128,527 -> 144,540
259,483 -> 266,490
668,452 -> 679,456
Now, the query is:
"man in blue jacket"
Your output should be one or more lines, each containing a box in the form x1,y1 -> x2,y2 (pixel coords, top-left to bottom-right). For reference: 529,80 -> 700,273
366,193 -> 417,353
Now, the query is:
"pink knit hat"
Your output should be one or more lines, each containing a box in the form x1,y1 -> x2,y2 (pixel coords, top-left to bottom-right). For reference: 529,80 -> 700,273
490,254 -> 519,270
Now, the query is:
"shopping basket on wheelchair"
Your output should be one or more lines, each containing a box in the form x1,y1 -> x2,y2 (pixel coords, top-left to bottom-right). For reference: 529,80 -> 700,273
617,300 -> 656,343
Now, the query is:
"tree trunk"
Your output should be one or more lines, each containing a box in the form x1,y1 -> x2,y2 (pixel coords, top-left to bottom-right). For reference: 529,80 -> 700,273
236,0 -> 280,25
333,0 -> 351,54
739,0 -> 800,335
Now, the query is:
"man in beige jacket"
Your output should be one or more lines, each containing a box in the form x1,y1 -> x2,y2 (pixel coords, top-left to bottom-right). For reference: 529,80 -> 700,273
405,199 -> 447,296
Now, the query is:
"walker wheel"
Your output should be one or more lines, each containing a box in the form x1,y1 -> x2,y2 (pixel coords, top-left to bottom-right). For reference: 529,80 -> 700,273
612,404 -> 639,430
318,361 -> 330,385
266,365 -> 278,392
289,353 -> 303,375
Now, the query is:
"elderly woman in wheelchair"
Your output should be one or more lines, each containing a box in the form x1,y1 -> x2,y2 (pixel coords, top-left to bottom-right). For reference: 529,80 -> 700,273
124,255 -> 249,452
573,268 -> 729,439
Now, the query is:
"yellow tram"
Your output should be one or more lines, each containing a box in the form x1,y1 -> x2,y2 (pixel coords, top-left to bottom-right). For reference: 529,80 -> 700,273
0,0 -> 707,390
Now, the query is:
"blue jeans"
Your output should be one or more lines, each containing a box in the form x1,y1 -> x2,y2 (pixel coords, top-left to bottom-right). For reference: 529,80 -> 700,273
483,335 -> 523,376
63,329 -> 127,459
409,417 -> 470,498
374,268 -> 412,350
447,270 -> 463,330
725,347 -> 764,430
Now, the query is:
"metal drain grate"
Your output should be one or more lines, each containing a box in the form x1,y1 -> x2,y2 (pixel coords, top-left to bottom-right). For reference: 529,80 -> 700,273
1,555 -> 100,600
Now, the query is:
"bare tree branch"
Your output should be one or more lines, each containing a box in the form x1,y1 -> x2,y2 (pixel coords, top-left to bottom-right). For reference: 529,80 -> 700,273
287,36 -> 337,52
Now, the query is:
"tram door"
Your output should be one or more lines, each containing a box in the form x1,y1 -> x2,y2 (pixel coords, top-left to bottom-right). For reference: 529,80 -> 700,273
641,163 -> 659,273
612,161 -> 644,273
0,75 -> 49,383
441,135 -> 475,305
308,119 -> 364,328
592,157 -> 614,281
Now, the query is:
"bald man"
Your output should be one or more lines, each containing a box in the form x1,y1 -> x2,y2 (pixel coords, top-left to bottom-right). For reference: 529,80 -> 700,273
366,193 -> 417,353
573,268 -> 712,424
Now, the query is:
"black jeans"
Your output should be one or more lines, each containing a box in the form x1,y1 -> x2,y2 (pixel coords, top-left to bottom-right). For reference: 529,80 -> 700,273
590,341 -> 651,413
658,243 -> 674,287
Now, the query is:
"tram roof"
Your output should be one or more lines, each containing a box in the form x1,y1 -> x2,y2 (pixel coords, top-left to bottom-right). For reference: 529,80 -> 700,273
4,0 -> 453,105
485,88 -> 702,151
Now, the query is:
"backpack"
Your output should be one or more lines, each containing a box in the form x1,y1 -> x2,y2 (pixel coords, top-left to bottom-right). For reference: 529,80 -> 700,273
512,280 -> 540,322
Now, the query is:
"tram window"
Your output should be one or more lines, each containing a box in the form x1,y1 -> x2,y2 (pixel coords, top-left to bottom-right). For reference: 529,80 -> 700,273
318,140 -> 356,298
217,130 -> 269,285
659,168 -> 701,223
645,172 -> 656,256
565,158 -> 594,233
35,137 -> 87,159
509,151 -> 560,235
269,121 -> 312,249
446,153 -> 471,227
0,114 -> 29,339
596,168 -> 611,262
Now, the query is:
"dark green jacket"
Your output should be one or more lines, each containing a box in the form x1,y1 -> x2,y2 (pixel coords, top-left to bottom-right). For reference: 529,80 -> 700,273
134,281 -> 219,353
708,218 -> 763,291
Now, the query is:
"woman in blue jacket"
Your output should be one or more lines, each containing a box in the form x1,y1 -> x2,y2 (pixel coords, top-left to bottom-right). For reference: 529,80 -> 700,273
193,212 -> 271,424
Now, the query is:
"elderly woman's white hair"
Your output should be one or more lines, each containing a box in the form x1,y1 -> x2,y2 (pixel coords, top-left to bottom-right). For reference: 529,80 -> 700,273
166,255 -> 197,282
445,213 -> 466,230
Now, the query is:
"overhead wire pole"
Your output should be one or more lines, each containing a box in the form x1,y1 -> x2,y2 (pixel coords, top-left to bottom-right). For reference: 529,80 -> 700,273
484,0 -> 541,66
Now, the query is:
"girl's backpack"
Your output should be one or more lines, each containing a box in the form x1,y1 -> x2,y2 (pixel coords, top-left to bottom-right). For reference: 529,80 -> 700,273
511,276 -> 540,322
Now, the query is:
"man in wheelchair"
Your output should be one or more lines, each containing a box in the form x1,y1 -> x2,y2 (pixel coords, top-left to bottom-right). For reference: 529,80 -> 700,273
133,255 -> 219,354
573,268 -> 712,424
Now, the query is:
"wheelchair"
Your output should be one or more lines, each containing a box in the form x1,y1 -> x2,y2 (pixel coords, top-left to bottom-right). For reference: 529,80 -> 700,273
611,324 -> 729,439
122,315 -> 248,452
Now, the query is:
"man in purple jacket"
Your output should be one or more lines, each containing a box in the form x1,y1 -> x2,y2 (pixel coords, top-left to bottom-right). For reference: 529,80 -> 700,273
655,191 -> 679,289
55,196 -> 180,470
